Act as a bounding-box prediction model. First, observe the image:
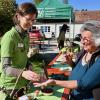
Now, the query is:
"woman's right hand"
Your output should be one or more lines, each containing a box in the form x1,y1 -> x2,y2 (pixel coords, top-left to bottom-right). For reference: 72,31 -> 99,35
22,70 -> 40,81
34,79 -> 55,87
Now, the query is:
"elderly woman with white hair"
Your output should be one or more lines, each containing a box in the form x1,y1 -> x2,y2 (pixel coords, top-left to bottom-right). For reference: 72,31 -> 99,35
34,20 -> 100,100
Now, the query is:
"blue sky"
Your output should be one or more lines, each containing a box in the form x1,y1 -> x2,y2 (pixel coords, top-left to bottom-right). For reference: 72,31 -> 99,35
16,0 -> 100,11
69,0 -> 100,10
16,0 -> 34,5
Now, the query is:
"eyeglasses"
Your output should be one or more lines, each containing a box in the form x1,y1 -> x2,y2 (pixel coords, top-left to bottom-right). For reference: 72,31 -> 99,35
80,37 -> 92,43
24,16 -> 36,23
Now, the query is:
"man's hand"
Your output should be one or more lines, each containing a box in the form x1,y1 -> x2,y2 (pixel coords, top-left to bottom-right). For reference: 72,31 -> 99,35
22,70 -> 40,81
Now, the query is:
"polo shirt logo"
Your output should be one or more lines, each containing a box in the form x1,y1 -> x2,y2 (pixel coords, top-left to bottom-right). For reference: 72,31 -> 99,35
18,43 -> 24,48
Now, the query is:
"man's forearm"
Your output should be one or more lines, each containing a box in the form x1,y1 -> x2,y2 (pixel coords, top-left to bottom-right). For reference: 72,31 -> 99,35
4,66 -> 23,77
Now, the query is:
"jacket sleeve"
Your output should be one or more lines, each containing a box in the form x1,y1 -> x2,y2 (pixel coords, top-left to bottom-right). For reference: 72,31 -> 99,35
2,57 -> 24,77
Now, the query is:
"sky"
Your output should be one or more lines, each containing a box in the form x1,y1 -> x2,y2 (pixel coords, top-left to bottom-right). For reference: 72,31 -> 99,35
16,0 -> 34,5
69,0 -> 100,10
16,0 -> 100,11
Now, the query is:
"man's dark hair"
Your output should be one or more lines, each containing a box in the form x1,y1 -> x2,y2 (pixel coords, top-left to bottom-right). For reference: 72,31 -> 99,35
13,3 -> 38,25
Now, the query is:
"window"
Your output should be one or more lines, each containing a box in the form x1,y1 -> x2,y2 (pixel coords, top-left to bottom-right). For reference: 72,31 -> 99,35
41,26 -> 50,33
48,26 -> 50,32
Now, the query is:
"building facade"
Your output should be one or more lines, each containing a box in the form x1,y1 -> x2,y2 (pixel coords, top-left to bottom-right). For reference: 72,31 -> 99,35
31,0 -> 100,39
33,10 -> 100,39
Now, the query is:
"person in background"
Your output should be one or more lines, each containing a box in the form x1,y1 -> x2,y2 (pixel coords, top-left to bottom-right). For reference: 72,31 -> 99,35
74,34 -> 81,42
74,33 -> 83,50
0,3 -> 40,99
57,24 -> 69,50
51,32 -> 55,40
34,20 -> 100,100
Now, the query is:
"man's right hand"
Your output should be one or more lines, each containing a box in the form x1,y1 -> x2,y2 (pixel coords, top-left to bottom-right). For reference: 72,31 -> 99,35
22,70 -> 40,81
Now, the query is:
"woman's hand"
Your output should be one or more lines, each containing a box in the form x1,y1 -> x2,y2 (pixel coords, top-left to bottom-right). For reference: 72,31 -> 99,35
64,52 -> 74,65
22,70 -> 40,81
33,79 -> 55,87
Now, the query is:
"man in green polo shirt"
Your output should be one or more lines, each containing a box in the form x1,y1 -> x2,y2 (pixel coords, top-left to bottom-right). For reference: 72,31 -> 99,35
0,3 -> 40,100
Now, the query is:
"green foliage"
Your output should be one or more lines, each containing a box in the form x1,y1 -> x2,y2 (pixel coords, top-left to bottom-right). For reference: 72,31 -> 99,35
0,0 -> 16,34
29,53 -> 43,73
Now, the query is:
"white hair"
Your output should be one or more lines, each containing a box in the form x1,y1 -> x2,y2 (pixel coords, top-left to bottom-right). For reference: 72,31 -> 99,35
80,20 -> 100,47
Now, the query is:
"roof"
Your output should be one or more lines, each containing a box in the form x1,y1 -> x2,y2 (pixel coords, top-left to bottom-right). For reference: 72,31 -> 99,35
37,0 -> 69,8
75,10 -> 100,23
37,0 -> 74,21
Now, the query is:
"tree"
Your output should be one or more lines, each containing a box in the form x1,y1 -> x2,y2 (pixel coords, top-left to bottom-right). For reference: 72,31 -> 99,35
0,0 -> 16,34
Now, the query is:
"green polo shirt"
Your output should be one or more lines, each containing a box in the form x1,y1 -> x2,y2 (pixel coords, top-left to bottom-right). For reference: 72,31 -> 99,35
0,27 -> 29,89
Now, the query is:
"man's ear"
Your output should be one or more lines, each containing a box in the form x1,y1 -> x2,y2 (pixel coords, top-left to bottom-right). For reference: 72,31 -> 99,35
16,13 -> 20,24
16,14 -> 19,19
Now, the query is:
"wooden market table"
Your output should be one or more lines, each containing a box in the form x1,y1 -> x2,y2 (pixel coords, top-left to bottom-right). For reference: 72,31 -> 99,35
45,52 -> 71,100
47,52 -> 71,76
25,85 -> 70,100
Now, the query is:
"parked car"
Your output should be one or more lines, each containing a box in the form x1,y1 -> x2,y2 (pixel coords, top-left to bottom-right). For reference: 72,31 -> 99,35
29,29 -> 44,41
29,29 -> 45,49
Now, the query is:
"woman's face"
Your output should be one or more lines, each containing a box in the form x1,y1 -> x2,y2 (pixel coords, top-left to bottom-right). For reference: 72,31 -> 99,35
81,31 -> 96,52
18,13 -> 36,30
